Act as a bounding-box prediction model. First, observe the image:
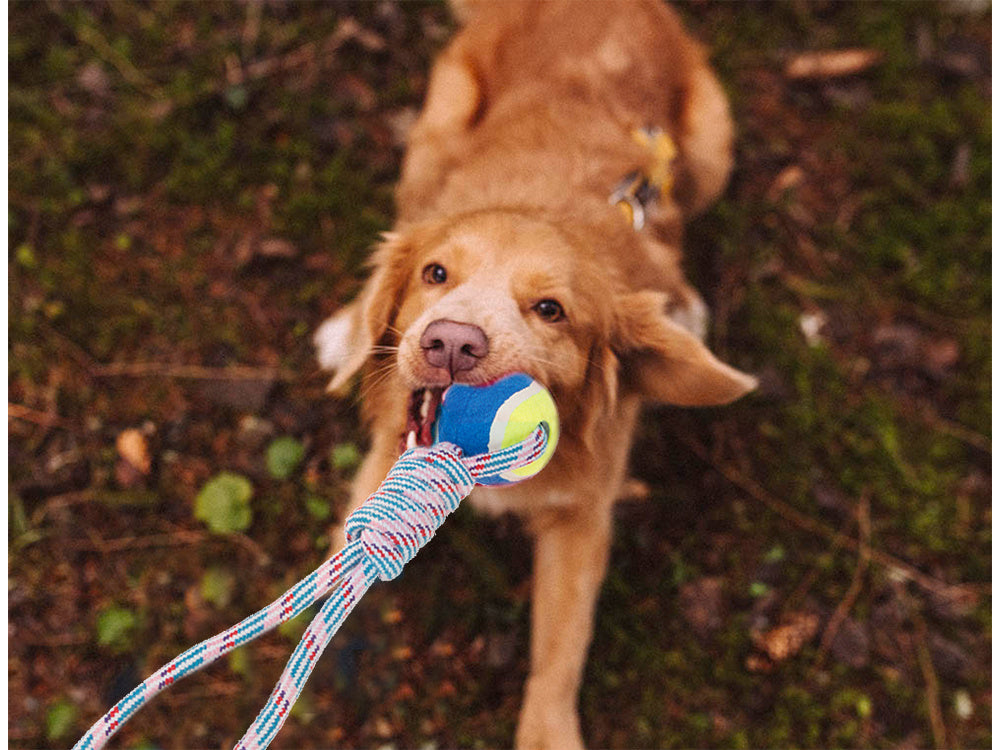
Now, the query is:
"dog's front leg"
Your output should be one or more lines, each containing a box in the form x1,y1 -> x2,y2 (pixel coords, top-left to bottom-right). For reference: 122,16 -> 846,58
517,502 -> 613,750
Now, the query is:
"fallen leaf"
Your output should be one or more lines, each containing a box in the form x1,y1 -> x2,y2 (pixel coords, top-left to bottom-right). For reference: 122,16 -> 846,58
799,310 -> 828,347
373,716 -> 394,739
786,49 -> 883,80
116,428 -> 152,475
745,653 -> 773,673
767,165 -> 805,201
753,611 -> 820,662
77,61 -> 110,97
332,17 -> 386,52
257,237 -> 298,259
921,337 -> 960,379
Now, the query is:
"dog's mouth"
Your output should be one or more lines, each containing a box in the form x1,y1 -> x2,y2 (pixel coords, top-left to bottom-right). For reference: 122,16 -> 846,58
401,387 -> 445,452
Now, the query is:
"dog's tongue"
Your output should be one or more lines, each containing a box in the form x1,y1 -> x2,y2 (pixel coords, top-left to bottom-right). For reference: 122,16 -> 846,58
402,387 -> 444,452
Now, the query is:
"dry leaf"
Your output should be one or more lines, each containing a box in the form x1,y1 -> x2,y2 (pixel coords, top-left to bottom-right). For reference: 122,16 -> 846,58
116,428 -> 151,474
753,611 -> 820,661
257,238 -> 298,259
767,165 -> 805,201
786,49 -> 883,80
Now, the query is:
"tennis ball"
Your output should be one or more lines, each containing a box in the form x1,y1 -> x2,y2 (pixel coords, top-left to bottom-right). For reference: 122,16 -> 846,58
435,373 -> 559,485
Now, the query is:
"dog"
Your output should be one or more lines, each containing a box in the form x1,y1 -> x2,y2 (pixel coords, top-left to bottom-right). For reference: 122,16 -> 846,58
315,2 -> 755,747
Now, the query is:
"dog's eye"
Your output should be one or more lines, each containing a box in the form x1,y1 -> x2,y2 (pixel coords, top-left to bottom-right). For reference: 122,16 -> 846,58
422,263 -> 448,285
533,298 -> 565,322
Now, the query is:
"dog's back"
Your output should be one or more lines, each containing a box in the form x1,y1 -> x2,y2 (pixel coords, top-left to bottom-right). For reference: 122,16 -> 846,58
399,0 -> 733,229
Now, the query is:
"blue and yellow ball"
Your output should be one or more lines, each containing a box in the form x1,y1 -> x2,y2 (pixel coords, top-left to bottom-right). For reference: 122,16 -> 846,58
435,373 -> 559,485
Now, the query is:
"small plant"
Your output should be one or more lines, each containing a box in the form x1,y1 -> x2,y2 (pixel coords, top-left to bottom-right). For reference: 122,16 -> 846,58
195,472 -> 254,533
266,437 -> 305,480
45,699 -> 77,741
96,605 -> 138,653
330,442 -> 362,473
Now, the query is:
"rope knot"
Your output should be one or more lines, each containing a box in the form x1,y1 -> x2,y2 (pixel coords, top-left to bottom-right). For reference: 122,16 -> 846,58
344,444 -> 473,581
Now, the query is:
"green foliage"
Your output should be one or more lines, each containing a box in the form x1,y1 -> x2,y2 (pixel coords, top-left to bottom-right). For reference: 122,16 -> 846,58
15,244 -> 37,269
200,567 -> 236,609
266,437 -> 305,480
7,0 -> 991,747
304,494 -> 332,521
330,442 -> 362,473
195,473 -> 254,534
277,607 -> 314,642
45,699 -> 77,741
228,647 -> 250,678
96,606 -> 138,652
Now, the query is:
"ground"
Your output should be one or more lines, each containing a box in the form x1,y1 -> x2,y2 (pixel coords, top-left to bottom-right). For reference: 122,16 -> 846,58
8,2 -> 991,749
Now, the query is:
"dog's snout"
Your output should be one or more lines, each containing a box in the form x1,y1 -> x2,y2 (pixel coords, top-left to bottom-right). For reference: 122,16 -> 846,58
420,319 -> 488,376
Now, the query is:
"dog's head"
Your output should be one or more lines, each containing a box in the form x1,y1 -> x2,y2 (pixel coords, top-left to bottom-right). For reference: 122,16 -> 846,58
316,210 -> 755,449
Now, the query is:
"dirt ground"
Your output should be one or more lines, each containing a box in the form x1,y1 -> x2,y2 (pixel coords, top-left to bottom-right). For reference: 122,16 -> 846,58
9,2 -> 991,749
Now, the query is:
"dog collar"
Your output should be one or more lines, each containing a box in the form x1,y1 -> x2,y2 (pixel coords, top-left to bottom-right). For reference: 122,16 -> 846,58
609,127 -> 678,230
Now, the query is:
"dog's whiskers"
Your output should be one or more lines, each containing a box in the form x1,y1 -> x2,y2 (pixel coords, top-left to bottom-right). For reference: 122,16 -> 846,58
358,359 -> 402,402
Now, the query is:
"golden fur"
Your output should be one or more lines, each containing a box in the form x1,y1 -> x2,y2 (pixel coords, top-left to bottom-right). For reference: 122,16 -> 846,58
315,2 -> 755,747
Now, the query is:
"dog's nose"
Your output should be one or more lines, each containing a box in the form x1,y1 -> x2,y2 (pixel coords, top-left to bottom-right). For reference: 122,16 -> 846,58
420,319 -> 489,376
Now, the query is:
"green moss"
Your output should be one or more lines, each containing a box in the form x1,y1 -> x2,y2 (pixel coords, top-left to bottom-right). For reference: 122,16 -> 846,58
8,1 -> 990,747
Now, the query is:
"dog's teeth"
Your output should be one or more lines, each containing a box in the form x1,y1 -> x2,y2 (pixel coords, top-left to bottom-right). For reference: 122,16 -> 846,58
406,430 -> 417,450
419,389 -> 432,420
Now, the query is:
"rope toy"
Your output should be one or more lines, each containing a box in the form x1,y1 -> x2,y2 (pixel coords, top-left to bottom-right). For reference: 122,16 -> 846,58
73,373 -> 559,750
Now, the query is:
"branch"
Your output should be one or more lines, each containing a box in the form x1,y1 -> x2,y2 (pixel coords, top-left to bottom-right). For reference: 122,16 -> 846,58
675,433 -> 987,603
89,362 -> 295,381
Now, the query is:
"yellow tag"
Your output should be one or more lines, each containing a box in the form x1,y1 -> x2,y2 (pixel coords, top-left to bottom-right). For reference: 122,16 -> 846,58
616,200 -> 635,225
631,128 -> 677,194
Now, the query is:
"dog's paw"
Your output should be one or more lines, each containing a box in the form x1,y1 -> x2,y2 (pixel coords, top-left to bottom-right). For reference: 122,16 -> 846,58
516,682 -> 585,750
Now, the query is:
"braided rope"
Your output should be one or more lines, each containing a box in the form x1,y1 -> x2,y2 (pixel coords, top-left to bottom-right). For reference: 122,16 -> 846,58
74,424 -> 548,750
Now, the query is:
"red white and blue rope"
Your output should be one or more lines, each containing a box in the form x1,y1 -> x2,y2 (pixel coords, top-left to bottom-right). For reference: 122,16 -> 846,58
73,424 -> 548,750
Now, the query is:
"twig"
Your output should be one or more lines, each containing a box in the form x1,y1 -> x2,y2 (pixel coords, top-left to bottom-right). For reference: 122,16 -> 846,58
913,613 -> 949,749
153,518 -> 271,566
72,17 -> 165,99
784,512 -> 853,613
675,433 -> 988,601
915,403 -> 991,455
89,362 -> 295,381
30,490 -> 95,526
816,492 -> 871,662
8,402 -> 76,430
69,529 -> 207,553
33,323 -> 298,384
229,532 -> 272,566
16,632 -> 91,647
37,319 -> 99,374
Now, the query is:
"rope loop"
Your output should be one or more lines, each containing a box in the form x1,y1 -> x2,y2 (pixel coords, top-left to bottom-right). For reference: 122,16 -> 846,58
345,444 -> 473,581
343,424 -> 547,582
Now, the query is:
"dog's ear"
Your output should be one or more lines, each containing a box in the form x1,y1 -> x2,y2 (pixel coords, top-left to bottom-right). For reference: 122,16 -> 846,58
314,233 -> 412,394
613,290 -> 756,406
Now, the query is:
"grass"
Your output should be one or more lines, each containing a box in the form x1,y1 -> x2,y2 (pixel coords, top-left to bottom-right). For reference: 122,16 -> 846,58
9,2 -> 991,748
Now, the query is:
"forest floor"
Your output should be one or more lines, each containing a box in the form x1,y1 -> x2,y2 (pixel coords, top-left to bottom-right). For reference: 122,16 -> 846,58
9,2 -> 991,748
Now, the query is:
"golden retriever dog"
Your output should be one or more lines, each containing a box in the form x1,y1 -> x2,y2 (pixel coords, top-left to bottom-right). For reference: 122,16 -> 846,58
315,1 -> 756,747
